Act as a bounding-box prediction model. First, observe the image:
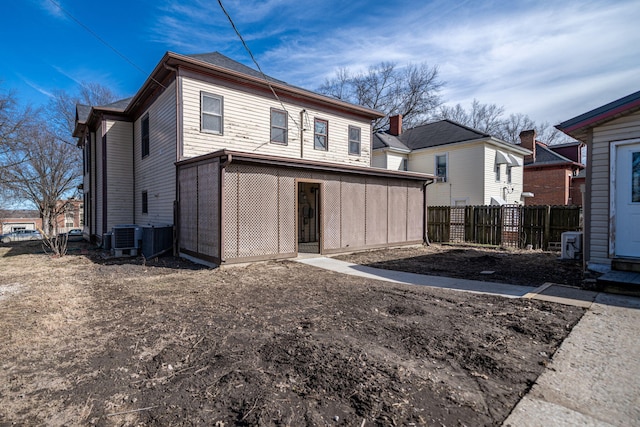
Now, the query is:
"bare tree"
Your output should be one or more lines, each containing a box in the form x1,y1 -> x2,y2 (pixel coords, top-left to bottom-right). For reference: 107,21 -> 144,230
2,124 -> 80,236
318,62 -> 444,132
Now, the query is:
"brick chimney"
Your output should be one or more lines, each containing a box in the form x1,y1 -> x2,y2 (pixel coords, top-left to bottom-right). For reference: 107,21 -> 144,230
519,129 -> 536,164
389,114 -> 402,136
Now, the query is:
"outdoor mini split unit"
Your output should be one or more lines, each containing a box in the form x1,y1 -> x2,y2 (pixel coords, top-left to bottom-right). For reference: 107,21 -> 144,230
561,231 -> 583,260
111,225 -> 142,250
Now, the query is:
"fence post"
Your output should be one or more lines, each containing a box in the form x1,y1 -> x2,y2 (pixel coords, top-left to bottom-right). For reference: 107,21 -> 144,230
543,205 -> 551,249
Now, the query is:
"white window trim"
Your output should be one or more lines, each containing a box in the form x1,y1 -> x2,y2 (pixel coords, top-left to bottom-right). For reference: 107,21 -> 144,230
435,153 -> 448,182
201,92 -> 223,135
270,108 -> 288,145
348,125 -> 361,156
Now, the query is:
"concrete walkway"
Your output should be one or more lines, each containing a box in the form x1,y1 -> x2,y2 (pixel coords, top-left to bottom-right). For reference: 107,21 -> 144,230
295,256 -> 640,427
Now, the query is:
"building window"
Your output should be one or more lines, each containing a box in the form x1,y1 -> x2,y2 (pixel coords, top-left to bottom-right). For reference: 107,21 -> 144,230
141,114 -> 150,158
142,191 -> 148,214
201,92 -> 223,134
314,118 -> 328,151
507,166 -> 513,184
495,163 -> 501,181
348,126 -> 361,155
435,154 -> 447,182
270,108 -> 287,145
401,158 -> 408,171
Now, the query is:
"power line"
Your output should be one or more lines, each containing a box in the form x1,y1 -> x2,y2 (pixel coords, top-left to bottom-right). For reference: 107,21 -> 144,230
216,0 -> 300,130
46,0 -> 166,90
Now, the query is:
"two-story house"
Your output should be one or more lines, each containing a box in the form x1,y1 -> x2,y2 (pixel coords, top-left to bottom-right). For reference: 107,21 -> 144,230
373,116 -> 531,206
73,52 -> 433,265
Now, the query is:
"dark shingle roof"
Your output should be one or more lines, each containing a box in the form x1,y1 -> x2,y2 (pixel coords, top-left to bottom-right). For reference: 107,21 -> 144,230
76,104 -> 91,123
374,119 -> 490,150
528,143 -> 578,166
187,52 -> 286,84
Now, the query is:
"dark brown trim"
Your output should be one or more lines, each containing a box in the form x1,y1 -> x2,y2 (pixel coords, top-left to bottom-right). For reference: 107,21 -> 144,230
220,252 -> 297,265
180,247 -> 221,265
176,149 -> 434,182
321,241 -> 424,256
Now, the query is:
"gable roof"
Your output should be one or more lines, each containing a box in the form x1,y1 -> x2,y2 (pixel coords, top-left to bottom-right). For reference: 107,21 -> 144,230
556,89 -> 640,141
374,119 -> 529,155
186,52 -> 286,84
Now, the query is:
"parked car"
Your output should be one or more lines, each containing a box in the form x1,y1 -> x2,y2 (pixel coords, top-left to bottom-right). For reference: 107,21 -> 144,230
0,229 -> 43,243
66,229 -> 84,242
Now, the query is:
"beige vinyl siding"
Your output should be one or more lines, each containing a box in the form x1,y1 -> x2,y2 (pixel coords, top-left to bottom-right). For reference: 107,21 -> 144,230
483,145 -> 525,205
134,81 -> 177,226
181,76 -> 371,167
96,123 -> 104,235
104,120 -> 134,228
589,110 -> 640,265
387,152 -> 407,171
410,143 -> 485,206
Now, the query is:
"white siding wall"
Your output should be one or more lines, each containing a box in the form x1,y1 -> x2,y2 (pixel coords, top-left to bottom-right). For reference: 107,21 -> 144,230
589,110 -> 640,265
371,151 -> 386,168
104,120 -> 134,229
134,81 -> 177,226
410,143 -> 485,206
387,152 -> 407,171
181,76 -> 371,167
483,146 -> 525,205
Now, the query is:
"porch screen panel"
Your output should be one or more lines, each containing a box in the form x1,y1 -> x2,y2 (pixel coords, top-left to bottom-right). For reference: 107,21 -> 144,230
407,183 -> 424,241
388,181 -> 408,243
278,172 -> 296,254
179,166 -> 198,252
365,178 -> 388,245
323,178 -> 342,250
340,176 -> 366,248
197,160 -> 219,258
223,165 -> 238,259
237,165 -> 279,257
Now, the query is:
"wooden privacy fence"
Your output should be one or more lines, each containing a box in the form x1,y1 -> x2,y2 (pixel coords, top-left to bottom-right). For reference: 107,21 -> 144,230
427,205 -> 581,250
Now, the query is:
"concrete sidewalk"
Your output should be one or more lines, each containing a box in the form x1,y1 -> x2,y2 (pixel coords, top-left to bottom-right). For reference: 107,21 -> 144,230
295,256 -> 640,427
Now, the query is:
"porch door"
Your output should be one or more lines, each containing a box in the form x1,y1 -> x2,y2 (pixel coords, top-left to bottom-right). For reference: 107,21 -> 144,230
614,142 -> 640,257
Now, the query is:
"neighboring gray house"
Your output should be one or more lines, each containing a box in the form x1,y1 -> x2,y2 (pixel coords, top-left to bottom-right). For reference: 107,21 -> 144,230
557,89 -> 640,272
73,52 -> 434,265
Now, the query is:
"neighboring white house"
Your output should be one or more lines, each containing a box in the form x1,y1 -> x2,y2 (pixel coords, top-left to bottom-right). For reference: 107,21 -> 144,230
73,52 -> 433,265
556,89 -> 640,272
373,116 -> 531,206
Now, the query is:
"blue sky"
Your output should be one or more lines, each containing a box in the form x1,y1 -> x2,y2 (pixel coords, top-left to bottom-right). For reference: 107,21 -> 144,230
3,0 -> 639,127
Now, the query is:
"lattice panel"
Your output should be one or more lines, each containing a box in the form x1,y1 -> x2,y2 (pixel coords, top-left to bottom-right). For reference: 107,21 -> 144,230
365,178 -> 388,245
323,178 -> 342,250
340,176 -> 366,248
450,207 -> 466,242
501,205 -> 521,248
387,182 -> 407,243
223,165 -> 238,259
179,166 -> 198,253
236,165 -> 279,258
278,173 -> 296,254
197,161 -> 219,258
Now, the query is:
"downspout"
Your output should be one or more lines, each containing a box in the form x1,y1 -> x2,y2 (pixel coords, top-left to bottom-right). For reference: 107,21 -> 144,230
219,153 -> 233,263
300,109 -> 305,159
423,179 -> 435,246
163,62 -> 180,255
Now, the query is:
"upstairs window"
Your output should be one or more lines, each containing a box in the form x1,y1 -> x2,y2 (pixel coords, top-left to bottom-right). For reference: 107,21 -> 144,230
435,154 -> 447,182
495,163 -> 501,181
141,114 -> 149,158
401,158 -> 408,171
201,92 -> 223,134
314,118 -> 328,151
348,126 -> 361,155
507,166 -> 513,184
270,108 -> 288,145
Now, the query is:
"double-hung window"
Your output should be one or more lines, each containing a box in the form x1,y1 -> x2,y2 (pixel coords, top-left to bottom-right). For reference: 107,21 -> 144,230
314,118 -> 328,151
270,108 -> 288,144
141,191 -> 148,214
141,114 -> 150,158
348,126 -> 361,155
435,154 -> 447,182
201,92 -> 223,134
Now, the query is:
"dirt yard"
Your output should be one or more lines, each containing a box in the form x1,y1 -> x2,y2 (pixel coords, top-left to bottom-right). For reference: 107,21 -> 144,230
0,241 -> 584,426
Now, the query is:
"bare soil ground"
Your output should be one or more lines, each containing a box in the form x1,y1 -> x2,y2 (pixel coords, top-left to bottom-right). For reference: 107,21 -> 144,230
0,241 -> 584,426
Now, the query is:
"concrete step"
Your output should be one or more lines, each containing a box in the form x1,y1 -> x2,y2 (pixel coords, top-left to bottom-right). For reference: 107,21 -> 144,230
612,258 -> 640,273
597,269 -> 640,297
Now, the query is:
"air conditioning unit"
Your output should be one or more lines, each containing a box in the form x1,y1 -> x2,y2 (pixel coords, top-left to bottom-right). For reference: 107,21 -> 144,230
111,225 -> 142,250
434,176 -> 447,183
561,231 -> 583,260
